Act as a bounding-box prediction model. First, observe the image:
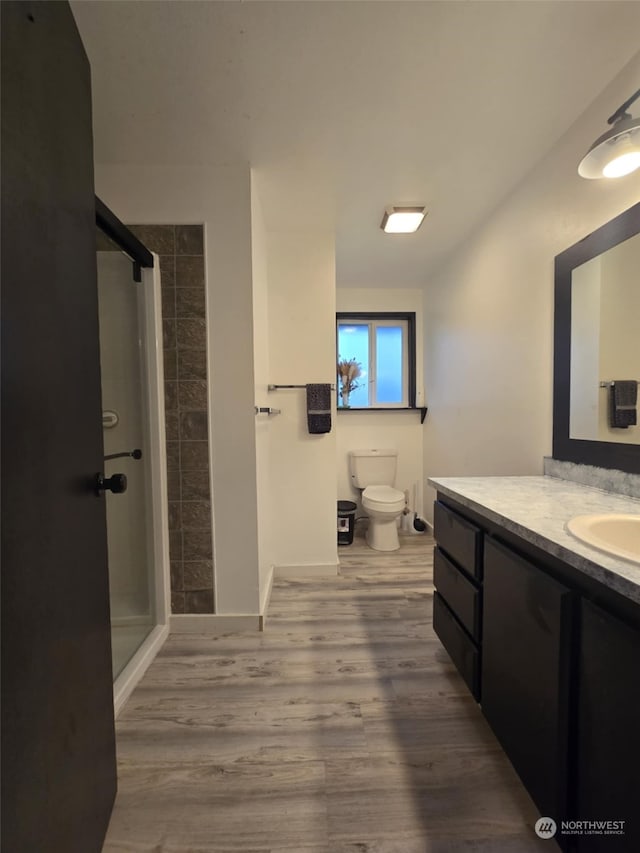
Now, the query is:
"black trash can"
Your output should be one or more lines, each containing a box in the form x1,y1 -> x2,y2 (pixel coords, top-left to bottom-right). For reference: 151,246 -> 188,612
337,500 -> 357,546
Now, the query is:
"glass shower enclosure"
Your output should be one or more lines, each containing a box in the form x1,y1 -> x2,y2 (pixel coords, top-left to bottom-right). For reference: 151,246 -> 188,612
96,211 -> 169,714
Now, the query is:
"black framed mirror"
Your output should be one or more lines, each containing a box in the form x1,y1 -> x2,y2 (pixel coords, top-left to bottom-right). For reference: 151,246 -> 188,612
553,201 -> 640,474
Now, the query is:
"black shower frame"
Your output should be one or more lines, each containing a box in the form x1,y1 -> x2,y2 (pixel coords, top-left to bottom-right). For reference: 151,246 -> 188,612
95,196 -> 154,282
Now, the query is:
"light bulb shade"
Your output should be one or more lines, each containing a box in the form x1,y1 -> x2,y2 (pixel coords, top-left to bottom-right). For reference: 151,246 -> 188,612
578,114 -> 640,179
380,206 -> 426,233
602,148 -> 640,178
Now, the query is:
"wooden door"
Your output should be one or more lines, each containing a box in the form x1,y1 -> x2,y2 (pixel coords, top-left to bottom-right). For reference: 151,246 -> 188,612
1,3 -> 117,851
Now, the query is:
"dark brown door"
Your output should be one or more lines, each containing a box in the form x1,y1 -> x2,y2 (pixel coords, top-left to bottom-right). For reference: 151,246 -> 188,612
1,3 -> 117,852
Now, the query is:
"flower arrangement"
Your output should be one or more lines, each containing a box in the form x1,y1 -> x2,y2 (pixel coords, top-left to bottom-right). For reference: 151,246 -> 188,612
337,357 -> 362,406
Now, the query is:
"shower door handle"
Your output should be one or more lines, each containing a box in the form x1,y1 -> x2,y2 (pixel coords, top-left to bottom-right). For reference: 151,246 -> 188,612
104,448 -> 142,461
95,472 -> 128,495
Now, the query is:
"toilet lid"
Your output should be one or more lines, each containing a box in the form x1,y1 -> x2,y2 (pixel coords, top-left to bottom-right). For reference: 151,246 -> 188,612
363,485 -> 404,504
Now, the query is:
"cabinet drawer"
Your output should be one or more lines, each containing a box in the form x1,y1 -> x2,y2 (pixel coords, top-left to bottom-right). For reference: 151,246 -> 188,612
433,500 -> 483,580
433,592 -> 480,700
434,546 -> 481,641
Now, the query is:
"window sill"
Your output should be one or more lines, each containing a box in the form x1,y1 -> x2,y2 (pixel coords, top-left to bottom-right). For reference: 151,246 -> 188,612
337,406 -> 428,424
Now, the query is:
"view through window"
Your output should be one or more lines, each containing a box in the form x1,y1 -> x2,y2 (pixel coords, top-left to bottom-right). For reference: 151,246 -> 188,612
336,313 -> 415,409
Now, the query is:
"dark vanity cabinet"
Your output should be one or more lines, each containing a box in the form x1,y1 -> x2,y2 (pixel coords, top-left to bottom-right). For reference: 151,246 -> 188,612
482,537 -> 574,824
576,600 -> 640,852
432,501 -> 483,699
432,494 -> 640,851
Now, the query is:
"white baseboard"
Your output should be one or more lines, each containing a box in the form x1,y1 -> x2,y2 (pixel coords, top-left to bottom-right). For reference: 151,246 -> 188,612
170,613 -> 261,634
113,623 -> 169,717
111,613 -> 151,628
273,561 -> 339,578
169,562 -> 338,635
259,566 -> 275,631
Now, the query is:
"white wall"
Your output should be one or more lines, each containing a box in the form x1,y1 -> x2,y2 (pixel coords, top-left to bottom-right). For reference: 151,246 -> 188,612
336,288 -> 425,516
250,175 -> 275,608
95,163 -> 261,615
423,52 -> 640,521
598,233 -> 640,443
570,256 -> 601,440
266,230 -> 338,574
571,237 -> 640,445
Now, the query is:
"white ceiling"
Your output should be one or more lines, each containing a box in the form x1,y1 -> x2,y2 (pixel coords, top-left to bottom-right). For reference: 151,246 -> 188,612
71,1 -> 640,288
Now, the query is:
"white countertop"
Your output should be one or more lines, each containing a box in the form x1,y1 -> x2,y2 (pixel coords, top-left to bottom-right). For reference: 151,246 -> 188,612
428,475 -> 640,605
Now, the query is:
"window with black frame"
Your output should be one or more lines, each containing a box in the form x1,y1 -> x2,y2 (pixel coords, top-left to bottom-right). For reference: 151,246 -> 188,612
336,312 -> 416,410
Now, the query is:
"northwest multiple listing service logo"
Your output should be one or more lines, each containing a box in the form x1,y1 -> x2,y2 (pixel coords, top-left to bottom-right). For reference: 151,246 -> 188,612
535,818 -> 557,839
535,817 -> 626,840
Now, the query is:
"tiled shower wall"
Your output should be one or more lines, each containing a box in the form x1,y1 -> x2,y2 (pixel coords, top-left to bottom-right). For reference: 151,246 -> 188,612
129,225 -> 214,614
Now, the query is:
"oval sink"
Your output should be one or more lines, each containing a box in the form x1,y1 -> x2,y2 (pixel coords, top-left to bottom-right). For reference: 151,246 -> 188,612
566,514 -> 640,565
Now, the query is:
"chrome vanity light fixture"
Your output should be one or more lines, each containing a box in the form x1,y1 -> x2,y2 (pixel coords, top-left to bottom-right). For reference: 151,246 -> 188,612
380,206 -> 426,233
578,88 -> 640,179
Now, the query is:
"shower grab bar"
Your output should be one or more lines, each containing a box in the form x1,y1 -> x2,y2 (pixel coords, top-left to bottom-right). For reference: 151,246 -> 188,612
104,448 -> 143,461
268,383 -> 335,391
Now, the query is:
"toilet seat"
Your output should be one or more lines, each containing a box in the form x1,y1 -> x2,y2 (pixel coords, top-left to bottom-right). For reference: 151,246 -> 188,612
362,485 -> 405,512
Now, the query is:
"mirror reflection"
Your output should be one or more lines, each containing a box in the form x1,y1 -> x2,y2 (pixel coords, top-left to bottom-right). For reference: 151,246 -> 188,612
570,231 -> 640,444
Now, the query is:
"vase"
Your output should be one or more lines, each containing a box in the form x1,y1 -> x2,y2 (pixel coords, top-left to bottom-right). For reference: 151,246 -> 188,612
340,389 -> 350,408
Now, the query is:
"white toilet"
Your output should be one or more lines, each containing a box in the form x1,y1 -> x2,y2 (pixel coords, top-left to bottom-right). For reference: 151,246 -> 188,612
349,449 -> 405,551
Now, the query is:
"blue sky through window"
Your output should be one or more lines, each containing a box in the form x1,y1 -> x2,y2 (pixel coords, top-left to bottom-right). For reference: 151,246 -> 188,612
338,315 -> 412,407
338,324 -> 369,406
376,326 -> 403,403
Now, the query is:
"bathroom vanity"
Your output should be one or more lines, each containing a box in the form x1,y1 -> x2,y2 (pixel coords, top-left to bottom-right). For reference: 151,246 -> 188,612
429,475 -> 640,853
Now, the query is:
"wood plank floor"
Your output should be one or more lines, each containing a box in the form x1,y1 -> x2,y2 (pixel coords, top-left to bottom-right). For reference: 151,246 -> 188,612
102,532 -> 555,852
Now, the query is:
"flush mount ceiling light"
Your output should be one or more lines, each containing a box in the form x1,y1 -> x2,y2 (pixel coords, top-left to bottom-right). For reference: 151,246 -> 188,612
578,88 -> 640,179
380,206 -> 426,233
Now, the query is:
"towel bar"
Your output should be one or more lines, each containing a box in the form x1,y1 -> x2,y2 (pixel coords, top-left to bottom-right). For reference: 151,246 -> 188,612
600,380 -> 640,387
254,406 -> 281,415
268,383 -> 336,391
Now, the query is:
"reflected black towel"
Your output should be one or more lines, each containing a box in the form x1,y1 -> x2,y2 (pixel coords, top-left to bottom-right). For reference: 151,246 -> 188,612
609,380 -> 638,429
306,384 -> 332,434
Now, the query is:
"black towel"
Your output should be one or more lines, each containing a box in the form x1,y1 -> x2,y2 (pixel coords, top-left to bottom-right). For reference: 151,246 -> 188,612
608,380 -> 638,429
306,384 -> 332,434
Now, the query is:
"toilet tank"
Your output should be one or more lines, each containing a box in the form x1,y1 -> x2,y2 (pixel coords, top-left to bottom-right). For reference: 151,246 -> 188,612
349,449 -> 398,487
